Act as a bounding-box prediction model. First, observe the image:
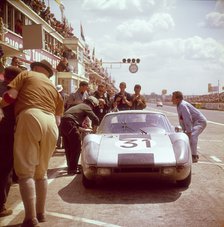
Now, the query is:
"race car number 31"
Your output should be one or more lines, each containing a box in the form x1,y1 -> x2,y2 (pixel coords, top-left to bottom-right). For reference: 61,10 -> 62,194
116,138 -> 155,150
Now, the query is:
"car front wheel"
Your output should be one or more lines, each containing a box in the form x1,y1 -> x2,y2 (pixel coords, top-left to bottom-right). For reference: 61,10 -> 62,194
176,171 -> 191,188
82,174 -> 95,188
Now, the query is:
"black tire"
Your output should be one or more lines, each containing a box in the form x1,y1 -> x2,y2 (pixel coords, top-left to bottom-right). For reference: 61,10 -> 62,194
176,171 -> 191,188
82,174 -> 95,188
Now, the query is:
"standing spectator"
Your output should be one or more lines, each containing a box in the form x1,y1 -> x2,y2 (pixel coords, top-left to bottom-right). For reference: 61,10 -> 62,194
10,56 -> 27,71
56,57 -> 71,72
93,83 -> 111,123
56,84 -> 68,149
11,57 -> 21,67
60,96 -> 99,175
113,82 -> 132,111
0,66 -> 22,217
65,80 -> 89,110
15,19 -> 23,36
172,91 -> 207,163
131,84 -> 146,110
56,84 -> 68,105
0,60 -> 64,226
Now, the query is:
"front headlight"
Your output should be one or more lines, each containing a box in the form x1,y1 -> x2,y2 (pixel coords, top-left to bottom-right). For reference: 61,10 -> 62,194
162,167 -> 175,175
97,168 -> 112,176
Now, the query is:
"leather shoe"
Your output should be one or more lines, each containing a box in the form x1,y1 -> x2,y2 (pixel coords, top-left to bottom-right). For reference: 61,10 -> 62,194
192,155 -> 199,163
21,218 -> 40,227
37,213 -> 46,222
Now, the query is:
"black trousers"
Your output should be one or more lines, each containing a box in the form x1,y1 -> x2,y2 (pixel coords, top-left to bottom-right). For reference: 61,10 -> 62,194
0,131 -> 13,209
60,118 -> 81,171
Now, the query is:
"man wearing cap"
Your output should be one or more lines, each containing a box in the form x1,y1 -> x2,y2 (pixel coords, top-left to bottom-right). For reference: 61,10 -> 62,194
131,84 -> 146,110
65,80 -> 89,110
0,59 -> 64,227
60,96 -> 99,175
0,66 -> 22,218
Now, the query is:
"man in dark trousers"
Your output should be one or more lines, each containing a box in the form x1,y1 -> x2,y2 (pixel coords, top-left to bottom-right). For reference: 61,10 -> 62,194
60,96 -> 100,175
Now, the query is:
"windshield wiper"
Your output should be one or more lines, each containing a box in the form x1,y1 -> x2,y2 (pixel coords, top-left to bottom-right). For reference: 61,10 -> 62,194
139,128 -> 147,134
120,121 -> 135,132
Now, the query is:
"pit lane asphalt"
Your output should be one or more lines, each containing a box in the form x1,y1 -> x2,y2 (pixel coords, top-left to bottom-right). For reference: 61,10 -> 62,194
1,104 -> 224,227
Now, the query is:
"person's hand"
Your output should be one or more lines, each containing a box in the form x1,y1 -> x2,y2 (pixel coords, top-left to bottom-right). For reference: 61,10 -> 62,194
116,96 -> 122,102
0,108 -> 4,122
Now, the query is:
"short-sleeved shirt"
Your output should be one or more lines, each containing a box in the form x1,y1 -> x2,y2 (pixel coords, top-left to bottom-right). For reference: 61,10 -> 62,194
65,89 -> 89,109
131,94 -> 146,110
8,70 -> 64,116
114,92 -> 132,111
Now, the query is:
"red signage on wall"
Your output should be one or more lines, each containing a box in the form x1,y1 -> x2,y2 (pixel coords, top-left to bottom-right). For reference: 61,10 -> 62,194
4,31 -> 60,69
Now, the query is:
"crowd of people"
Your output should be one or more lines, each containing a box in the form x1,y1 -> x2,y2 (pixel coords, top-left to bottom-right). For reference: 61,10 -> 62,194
21,0 -> 74,38
185,92 -> 223,103
0,59 -> 147,226
0,58 -> 207,226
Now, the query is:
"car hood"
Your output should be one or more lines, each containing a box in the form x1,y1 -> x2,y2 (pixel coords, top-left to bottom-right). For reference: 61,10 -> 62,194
97,133 -> 176,166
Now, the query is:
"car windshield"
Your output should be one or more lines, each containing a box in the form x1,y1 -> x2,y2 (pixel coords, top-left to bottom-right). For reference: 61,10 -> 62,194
97,112 -> 173,134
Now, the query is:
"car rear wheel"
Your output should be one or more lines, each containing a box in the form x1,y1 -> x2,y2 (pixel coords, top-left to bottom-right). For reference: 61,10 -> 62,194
82,174 -> 95,188
176,171 -> 191,188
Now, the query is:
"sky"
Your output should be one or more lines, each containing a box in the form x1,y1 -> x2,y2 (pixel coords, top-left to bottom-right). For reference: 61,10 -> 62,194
50,0 -> 224,95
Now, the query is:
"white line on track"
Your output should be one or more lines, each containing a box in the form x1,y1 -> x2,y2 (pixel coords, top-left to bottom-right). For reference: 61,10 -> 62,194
199,139 -> 223,142
46,211 -> 122,227
210,156 -> 222,163
198,161 -> 224,166
0,161 -> 122,227
0,162 -> 67,226
207,121 -> 224,126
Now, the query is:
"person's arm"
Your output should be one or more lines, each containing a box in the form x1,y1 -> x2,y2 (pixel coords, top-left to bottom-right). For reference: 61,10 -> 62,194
0,106 -> 4,122
179,104 -> 193,134
124,93 -> 132,107
0,88 -> 18,108
85,107 -> 100,129
55,115 -> 61,127
138,96 -> 147,109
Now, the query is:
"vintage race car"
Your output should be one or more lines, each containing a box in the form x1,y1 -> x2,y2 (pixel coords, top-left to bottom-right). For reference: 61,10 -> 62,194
81,110 -> 192,188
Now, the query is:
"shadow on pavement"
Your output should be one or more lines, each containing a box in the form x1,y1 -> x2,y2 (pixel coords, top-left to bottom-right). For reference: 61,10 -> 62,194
58,175 -> 186,205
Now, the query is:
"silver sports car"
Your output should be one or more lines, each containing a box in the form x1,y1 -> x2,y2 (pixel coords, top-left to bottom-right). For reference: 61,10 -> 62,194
81,110 -> 192,188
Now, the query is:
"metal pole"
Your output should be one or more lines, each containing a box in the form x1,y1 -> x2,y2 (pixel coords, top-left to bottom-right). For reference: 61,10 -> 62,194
218,80 -> 220,102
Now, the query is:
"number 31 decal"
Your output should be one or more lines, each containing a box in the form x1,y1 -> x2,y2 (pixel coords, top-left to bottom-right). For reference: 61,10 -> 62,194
120,138 -> 151,148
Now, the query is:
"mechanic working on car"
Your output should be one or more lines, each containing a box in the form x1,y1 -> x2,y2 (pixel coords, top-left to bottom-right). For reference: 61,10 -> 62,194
60,96 -> 100,175
172,91 -> 207,163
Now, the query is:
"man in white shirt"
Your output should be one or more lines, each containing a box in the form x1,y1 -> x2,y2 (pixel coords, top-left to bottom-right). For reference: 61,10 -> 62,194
172,91 -> 207,163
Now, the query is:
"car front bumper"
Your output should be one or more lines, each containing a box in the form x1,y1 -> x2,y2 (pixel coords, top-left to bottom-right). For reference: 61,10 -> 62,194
82,164 -> 191,182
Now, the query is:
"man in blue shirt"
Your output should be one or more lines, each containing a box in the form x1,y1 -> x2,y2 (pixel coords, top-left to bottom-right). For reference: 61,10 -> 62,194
172,91 -> 207,163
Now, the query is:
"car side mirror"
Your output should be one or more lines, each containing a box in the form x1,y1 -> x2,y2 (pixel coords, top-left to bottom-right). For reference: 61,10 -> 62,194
175,126 -> 182,132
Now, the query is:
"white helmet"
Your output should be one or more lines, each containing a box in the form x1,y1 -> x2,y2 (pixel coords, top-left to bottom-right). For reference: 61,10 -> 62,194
86,96 -> 99,107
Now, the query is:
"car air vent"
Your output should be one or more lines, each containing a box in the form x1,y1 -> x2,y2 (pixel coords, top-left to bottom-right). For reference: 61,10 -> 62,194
113,167 -> 159,173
